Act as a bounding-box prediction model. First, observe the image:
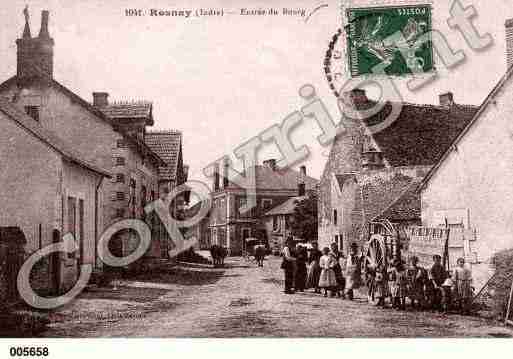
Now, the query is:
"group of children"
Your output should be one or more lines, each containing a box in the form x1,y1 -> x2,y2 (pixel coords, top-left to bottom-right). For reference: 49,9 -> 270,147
284,239 -> 474,314
316,242 -> 363,300
367,255 -> 474,314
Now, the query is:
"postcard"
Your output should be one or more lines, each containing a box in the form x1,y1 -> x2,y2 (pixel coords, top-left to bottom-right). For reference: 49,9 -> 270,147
1,0 -> 513,356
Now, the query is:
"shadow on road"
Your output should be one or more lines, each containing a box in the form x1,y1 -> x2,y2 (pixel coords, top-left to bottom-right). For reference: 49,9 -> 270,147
130,266 -> 225,286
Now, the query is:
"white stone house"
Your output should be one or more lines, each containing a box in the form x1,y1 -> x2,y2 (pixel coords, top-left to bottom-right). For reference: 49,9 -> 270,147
0,98 -> 110,294
419,45 -> 513,291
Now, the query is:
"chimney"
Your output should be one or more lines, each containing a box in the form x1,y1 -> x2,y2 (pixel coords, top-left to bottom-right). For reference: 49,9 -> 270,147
298,166 -> 306,196
213,162 -> 220,192
263,159 -> 277,171
39,10 -> 50,38
506,19 -> 513,70
93,92 -> 109,107
16,9 -> 54,84
439,92 -> 454,107
222,157 -> 230,189
22,6 -> 31,39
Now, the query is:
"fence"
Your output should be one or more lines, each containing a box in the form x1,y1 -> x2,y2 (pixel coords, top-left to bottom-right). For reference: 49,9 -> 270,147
406,226 -> 465,269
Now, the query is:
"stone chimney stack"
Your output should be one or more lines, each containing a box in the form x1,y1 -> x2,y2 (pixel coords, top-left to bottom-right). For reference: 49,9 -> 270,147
506,19 -> 513,70
222,157 -> 230,189
16,9 -> 54,85
93,92 -> 109,107
439,92 -> 454,107
39,10 -> 50,38
213,162 -> 220,192
298,166 -> 306,197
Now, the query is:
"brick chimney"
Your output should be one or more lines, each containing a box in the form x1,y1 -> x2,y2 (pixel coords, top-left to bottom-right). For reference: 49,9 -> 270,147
213,162 -> 220,192
298,165 -> 306,196
93,92 -> 109,107
506,19 -> 513,70
222,157 -> 230,189
263,159 -> 277,171
439,92 -> 454,107
16,9 -> 54,85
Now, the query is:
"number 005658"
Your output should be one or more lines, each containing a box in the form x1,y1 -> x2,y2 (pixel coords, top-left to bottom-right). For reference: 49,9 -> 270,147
9,347 -> 49,357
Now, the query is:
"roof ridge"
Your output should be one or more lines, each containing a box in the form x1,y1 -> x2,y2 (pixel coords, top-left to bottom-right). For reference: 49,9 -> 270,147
0,98 -> 111,177
109,100 -> 152,106
147,129 -> 182,135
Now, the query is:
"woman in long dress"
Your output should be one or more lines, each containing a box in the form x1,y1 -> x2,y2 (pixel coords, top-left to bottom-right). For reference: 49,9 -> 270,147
318,247 -> 337,297
306,242 -> 322,293
281,237 -> 296,294
294,245 -> 308,292
453,257 -> 473,314
345,243 -> 363,300
330,242 -> 345,298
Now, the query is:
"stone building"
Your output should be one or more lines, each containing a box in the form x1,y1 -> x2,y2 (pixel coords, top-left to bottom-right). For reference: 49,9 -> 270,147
184,201 -> 211,250
145,130 -> 189,257
318,89 -> 478,254
209,160 -> 318,255
0,97 -> 110,294
0,10 -> 167,276
418,20 -> 513,290
261,166 -> 314,253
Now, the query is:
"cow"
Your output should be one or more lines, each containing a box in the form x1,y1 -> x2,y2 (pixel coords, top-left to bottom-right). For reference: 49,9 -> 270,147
210,245 -> 228,267
254,244 -> 266,267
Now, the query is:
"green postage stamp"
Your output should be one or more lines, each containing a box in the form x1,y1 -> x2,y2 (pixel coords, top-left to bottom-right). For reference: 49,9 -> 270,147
346,4 -> 434,77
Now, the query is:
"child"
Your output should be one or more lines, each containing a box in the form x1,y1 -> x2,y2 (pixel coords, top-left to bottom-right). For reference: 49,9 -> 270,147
441,276 -> 453,313
318,247 -> 337,297
374,264 -> 387,307
428,254 -> 447,311
453,257 -> 473,314
389,259 -> 407,310
407,256 -> 427,310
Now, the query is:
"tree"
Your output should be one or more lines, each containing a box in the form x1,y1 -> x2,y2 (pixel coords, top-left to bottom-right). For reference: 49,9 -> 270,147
290,191 -> 318,242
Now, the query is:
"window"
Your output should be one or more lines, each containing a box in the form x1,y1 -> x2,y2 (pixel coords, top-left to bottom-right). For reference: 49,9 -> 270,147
67,196 -> 76,259
129,179 -> 136,217
115,173 -> 125,183
333,209 -> 338,225
238,197 -> 251,218
115,208 -> 125,218
272,215 -> 280,231
115,157 -> 126,166
141,185 -> 147,208
67,197 -> 76,236
78,199 -> 84,265
262,199 -> 273,210
141,185 -> 147,220
25,106 -> 39,121
115,191 -> 125,201
116,139 -> 128,148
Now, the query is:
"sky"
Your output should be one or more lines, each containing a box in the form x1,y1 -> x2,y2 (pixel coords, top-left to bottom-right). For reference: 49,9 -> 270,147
1,0 -> 513,187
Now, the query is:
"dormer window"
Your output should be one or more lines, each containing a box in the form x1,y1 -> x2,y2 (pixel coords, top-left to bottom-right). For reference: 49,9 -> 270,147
362,147 -> 385,170
25,105 -> 39,121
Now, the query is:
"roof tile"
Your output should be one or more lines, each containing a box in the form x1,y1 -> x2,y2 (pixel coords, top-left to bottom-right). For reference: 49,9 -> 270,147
145,131 -> 182,180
